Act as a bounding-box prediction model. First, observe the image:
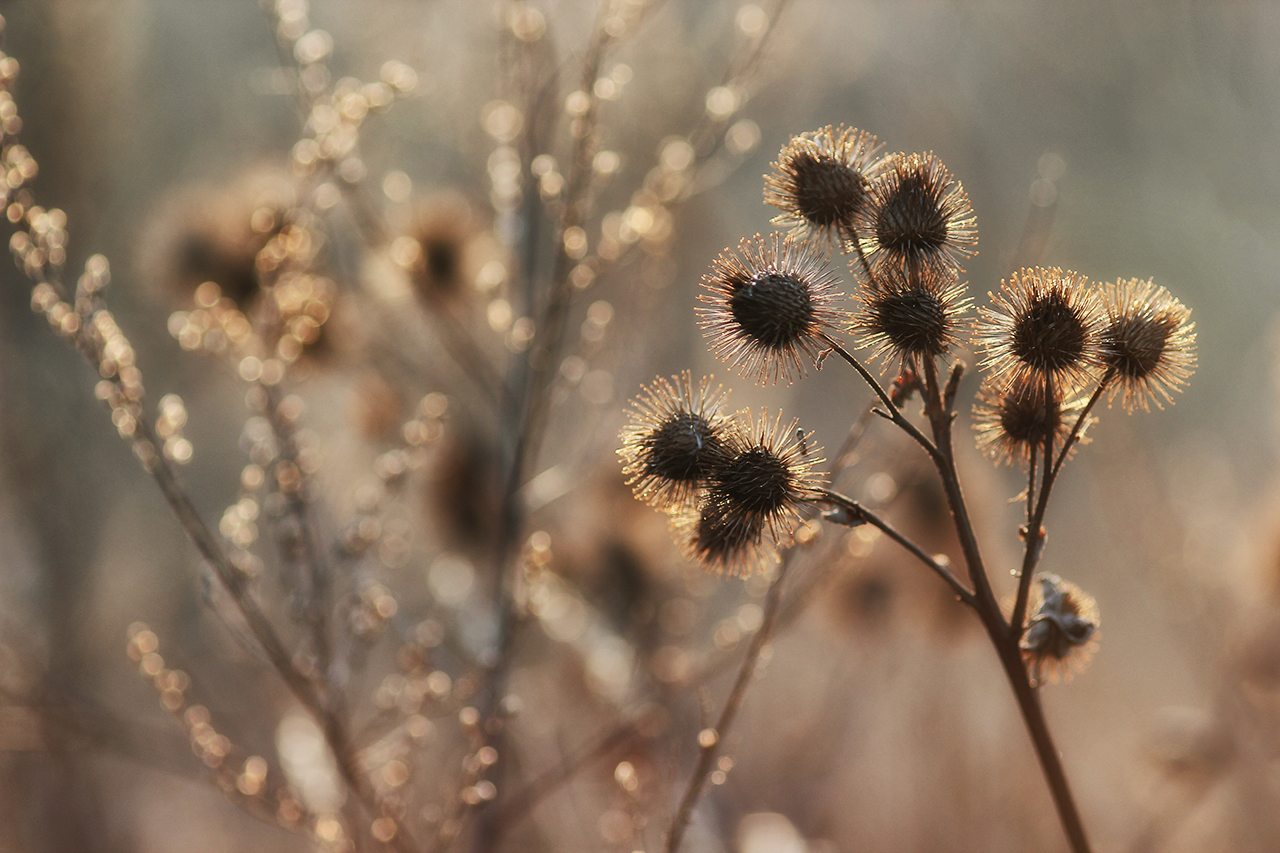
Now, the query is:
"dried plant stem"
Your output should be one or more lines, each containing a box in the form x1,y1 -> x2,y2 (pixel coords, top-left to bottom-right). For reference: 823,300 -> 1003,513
260,381 -> 335,684
665,556 -> 791,853
1010,374 -> 1112,639
816,489 -> 975,605
491,710 -> 654,843
818,333 -> 939,462
919,358 -> 1092,853
133,418 -> 423,853
822,343 -> 1092,853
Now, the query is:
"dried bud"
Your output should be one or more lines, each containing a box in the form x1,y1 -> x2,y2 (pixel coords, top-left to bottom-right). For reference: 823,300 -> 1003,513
672,411 -> 824,574
853,265 -> 969,366
673,497 -> 769,577
1097,277 -> 1196,411
699,233 -> 848,384
975,267 -> 1104,393
1020,574 -> 1099,685
618,373 -> 732,512
764,125 -> 884,244
858,152 -> 976,277
972,375 -> 1088,467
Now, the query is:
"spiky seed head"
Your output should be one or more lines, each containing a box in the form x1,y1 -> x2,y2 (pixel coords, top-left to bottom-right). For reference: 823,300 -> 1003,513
975,267 -> 1105,393
672,497 -> 770,577
972,375 -> 1087,467
699,233 -> 848,385
1020,573 -> 1100,686
853,265 -> 970,365
618,373 -> 731,512
764,126 -> 884,244
1097,278 -> 1196,412
858,152 -> 977,277
707,410 -> 824,543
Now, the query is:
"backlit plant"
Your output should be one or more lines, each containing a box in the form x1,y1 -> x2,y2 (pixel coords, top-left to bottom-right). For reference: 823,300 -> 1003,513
621,124 -> 1196,853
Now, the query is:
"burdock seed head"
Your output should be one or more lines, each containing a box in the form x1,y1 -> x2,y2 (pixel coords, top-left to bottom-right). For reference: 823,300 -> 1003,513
976,267 -> 1105,393
673,497 -> 770,577
972,375 -> 1087,467
707,410 -> 823,543
1097,277 -> 1196,412
764,125 -> 884,245
618,373 -> 732,512
859,152 -> 977,277
699,233 -> 847,385
1020,573 -> 1100,686
853,265 -> 970,366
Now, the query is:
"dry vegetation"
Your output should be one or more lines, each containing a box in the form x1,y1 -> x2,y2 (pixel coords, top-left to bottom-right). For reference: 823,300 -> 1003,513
2,3 -> 1279,853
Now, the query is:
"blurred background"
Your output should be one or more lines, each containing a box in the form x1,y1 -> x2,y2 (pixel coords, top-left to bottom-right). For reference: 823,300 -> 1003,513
1,2 -> 1279,852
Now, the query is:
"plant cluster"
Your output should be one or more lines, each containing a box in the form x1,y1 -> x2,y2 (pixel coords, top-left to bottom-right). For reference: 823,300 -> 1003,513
620,124 -> 1196,853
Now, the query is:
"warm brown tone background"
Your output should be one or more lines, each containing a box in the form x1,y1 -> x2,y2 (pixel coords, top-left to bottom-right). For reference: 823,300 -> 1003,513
1,2 -> 1277,851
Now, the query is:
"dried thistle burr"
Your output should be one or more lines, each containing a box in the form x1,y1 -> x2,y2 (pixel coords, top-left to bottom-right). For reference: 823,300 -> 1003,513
617,373 -> 732,512
853,264 -> 970,366
976,267 -> 1105,394
705,411 -> 823,545
667,410 -> 823,574
699,232 -> 847,384
972,375 -> 1086,467
1020,574 -> 1100,686
763,125 -> 884,244
672,497 -> 769,577
1097,277 -> 1196,412
858,152 -> 977,278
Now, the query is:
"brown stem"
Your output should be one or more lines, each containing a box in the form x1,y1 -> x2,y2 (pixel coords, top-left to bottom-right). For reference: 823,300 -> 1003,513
818,332 -> 940,464
987,623 -> 1093,853
815,489 -> 975,606
913,359 -> 1091,853
1011,374 -> 1112,639
919,358 -> 999,613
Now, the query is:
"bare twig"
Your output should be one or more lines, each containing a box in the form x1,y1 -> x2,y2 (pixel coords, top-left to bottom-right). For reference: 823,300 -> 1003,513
664,556 -> 792,853
815,489 -> 976,606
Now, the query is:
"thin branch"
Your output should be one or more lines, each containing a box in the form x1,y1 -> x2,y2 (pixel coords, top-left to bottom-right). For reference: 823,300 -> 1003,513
665,556 -> 792,853
1011,373 -> 1111,638
913,359 -> 1092,853
818,332 -> 940,463
815,489 -> 976,606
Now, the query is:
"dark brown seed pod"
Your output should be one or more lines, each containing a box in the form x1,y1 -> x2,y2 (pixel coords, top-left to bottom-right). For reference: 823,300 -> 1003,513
858,152 -> 976,277
1097,278 -> 1196,412
699,233 -> 848,385
852,265 -> 970,366
672,497 -> 770,577
764,125 -> 884,244
972,375 -> 1087,467
1020,573 -> 1100,686
706,410 -> 824,544
975,267 -> 1105,393
618,373 -> 732,512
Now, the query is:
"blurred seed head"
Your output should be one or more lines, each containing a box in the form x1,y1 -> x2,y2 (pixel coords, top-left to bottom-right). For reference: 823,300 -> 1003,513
1098,277 -> 1196,411
139,168 -> 295,309
859,152 -> 976,277
399,194 -> 485,306
972,375 -> 1086,467
1020,573 -> 1099,686
763,125 -> 883,244
976,267 -> 1104,393
853,265 -> 970,365
699,233 -> 847,384
618,373 -> 732,512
